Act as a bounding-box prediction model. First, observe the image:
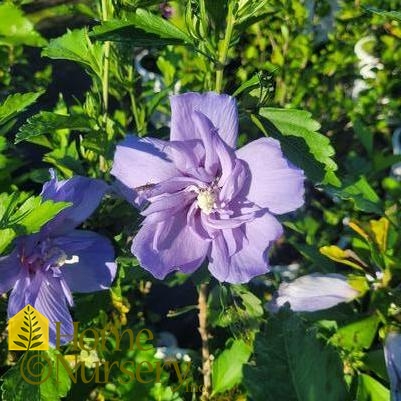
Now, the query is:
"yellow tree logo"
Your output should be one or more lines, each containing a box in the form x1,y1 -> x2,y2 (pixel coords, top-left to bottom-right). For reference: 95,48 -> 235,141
8,304 -> 49,351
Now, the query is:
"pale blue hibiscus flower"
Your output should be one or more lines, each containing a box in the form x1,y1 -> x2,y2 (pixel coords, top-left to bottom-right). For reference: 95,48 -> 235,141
112,92 -> 304,283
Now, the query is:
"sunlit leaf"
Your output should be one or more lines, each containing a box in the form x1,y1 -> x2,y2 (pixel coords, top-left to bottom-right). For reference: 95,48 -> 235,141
330,315 -> 380,351
42,29 -> 103,78
357,374 -> 390,401
212,339 -> 252,395
91,9 -> 192,46
369,217 -> 389,253
0,92 -> 43,127
254,109 -> 340,185
15,111 -> 94,143
0,3 -> 46,47
325,176 -> 382,214
365,7 -> 401,22
320,245 -> 367,270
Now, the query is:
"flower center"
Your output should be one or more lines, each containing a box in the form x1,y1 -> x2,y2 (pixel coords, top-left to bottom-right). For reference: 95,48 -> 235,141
19,240 -> 78,274
44,246 -> 68,267
197,189 -> 216,215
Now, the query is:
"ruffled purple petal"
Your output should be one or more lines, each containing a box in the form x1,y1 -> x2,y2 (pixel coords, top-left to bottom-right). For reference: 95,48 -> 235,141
236,138 -> 305,214
187,110 -> 237,187
384,332 -> 401,401
34,273 -> 74,346
41,171 -> 108,236
132,209 -> 210,279
170,92 -> 238,148
208,211 -> 283,283
52,230 -> 116,293
0,250 -> 21,294
167,140 -> 208,180
142,191 -> 196,219
192,111 -> 220,176
219,159 -> 249,204
111,136 -> 179,205
149,176 -> 202,198
274,273 -> 359,312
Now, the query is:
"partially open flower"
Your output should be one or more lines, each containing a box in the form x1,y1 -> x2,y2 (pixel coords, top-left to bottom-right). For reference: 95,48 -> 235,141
272,273 -> 359,312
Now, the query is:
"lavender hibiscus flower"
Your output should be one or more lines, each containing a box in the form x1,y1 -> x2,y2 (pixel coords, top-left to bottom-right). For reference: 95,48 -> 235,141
0,171 -> 117,344
112,92 -> 304,283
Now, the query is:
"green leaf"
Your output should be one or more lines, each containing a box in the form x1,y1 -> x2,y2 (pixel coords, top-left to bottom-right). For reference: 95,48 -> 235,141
233,74 -> 260,97
212,339 -> 252,395
319,245 -> 367,271
43,141 -> 85,177
255,109 -> 340,186
330,315 -> 380,351
0,228 -> 15,254
15,111 -> 95,143
10,197 -> 71,234
325,176 -> 382,213
357,374 -> 390,401
0,193 -> 25,252
209,285 -> 263,331
40,350 -> 71,401
353,118 -> 373,155
91,9 -> 192,46
1,351 -> 71,401
0,3 -> 46,47
0,92 -> 43,127
231,285 -> 264,320
365,7 -> 401,22
0,193 -> 71,252
0,360 -> 40,401
42,29 -> 103,78
363,350 -> 389,381
243,311 -> 349,401
204,0 -> 228,29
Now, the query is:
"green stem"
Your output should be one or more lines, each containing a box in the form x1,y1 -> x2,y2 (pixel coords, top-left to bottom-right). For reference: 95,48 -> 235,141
99,0 -> 111,172
101,0 -> 110,118
128,67 -> 142,135
215,5 -> 235,93
102,42 -> 110,116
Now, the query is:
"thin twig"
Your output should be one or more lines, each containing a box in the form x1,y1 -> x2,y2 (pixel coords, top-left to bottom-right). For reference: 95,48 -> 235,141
198,283 -> 211,400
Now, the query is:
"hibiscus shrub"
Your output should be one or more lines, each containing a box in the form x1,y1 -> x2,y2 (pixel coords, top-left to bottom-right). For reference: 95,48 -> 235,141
1,1 -> 401,401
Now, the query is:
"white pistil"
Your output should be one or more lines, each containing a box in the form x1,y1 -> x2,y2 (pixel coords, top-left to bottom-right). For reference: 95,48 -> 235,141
45,247 -> 79,267
197,189 -> 216,215
65,255 -> 80,264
